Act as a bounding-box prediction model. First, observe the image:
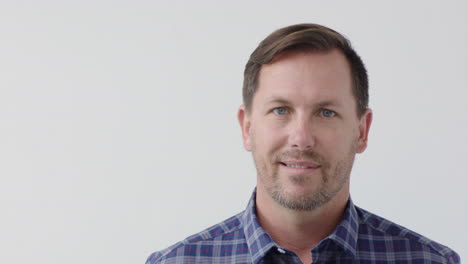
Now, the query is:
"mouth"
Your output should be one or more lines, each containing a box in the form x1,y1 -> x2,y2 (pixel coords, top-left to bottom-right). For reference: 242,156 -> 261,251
279,160 -> 320,169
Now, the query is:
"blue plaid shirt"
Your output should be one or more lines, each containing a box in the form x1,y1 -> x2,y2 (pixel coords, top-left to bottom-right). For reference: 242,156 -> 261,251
146,191 -> 460,263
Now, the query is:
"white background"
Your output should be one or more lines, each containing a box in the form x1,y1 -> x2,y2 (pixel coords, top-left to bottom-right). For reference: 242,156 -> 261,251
1,1 -> 467,263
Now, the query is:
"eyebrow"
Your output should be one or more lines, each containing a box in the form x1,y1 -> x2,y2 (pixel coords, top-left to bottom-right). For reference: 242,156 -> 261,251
265,97 -> 291,106
265,97 -> 342,109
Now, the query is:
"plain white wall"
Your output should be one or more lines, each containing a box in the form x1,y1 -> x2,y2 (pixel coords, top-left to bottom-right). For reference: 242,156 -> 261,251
1,1 -> 467,263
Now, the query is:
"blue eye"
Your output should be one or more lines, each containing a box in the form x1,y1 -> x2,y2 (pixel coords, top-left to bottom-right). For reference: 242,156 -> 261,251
321,109 -> 336,118
273,107 -> 288,116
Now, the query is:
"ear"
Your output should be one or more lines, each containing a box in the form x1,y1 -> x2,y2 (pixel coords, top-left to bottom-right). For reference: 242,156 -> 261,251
237,105 -> 252,152
356,108 -> 373,153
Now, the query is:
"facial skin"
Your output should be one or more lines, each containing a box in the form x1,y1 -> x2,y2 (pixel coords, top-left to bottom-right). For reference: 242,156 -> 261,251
238,49 -> 372,211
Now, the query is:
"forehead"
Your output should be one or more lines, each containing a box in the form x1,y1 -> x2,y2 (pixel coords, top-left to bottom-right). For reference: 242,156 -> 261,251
254,50 -> 354,108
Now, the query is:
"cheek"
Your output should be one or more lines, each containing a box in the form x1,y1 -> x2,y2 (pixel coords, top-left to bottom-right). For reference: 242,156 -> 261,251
315,126 -> 358,155
251,123 -> 286,154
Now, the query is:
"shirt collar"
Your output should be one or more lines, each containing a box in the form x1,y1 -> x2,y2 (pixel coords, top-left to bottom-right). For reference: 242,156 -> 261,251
240,189 -> 359,262
324,198 -> 359,257
241,190 -> 278,264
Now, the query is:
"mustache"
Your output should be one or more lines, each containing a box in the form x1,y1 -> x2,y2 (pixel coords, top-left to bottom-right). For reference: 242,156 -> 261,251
274,150 -> 327,165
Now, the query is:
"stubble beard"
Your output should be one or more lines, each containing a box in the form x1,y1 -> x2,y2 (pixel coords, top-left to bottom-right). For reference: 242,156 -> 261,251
253,146 -> 356,211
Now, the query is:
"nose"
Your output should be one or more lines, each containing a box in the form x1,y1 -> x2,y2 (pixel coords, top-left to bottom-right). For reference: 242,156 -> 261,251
288,115 -> 315,150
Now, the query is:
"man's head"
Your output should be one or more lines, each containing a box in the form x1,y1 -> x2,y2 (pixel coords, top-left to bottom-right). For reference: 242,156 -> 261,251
238,24 -> 372,211
243,23 -> 368,118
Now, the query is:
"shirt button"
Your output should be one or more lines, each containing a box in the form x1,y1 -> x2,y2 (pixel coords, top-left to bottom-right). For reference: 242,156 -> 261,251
277,247 -> 286,254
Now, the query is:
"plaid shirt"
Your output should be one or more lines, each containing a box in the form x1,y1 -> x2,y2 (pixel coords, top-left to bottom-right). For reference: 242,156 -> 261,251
146,191 -> 460,263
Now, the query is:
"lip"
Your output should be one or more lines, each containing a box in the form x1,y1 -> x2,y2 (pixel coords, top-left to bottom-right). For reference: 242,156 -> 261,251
280,160 -> 320,168
278,160 -> 321,175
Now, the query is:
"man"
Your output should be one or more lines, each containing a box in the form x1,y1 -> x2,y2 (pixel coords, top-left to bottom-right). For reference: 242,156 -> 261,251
146,24 -> 460,263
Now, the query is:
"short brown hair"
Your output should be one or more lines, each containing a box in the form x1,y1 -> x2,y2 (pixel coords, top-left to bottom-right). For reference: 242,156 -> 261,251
242,23 -> 368,117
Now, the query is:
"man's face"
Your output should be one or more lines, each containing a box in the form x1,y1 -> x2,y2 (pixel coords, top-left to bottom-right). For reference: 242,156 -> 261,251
238,50 -> 372,211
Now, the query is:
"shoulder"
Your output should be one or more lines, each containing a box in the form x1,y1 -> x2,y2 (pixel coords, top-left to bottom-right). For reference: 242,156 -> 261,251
355,206 -> 460,263
146,212 -> 248,264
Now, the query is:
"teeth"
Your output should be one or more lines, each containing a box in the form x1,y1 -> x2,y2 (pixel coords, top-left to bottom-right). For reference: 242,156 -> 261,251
286,164 -> 309,169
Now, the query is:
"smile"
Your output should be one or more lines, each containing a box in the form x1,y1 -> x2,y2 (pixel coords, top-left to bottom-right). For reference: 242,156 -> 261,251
285,164 -> 310,169
279,160 -> 320,169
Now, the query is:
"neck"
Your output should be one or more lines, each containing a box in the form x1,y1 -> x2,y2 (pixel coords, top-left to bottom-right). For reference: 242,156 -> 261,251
255,183 -> 349,256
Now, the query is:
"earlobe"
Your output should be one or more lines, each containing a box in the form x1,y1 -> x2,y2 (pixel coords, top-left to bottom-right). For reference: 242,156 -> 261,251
356,109 -> 373,153
237,105 -> 252,152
